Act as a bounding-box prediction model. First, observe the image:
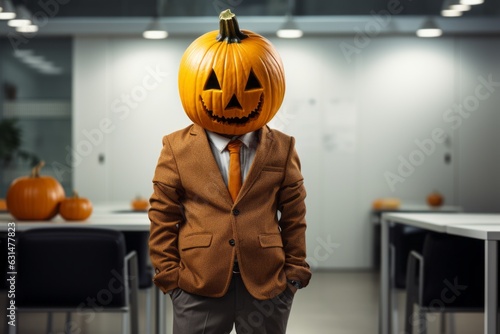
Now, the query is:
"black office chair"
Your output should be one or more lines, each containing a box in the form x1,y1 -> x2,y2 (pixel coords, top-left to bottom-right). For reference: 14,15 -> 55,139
391,224 -> 428,289
404,232 -> 484,334
11,228 -> 139,334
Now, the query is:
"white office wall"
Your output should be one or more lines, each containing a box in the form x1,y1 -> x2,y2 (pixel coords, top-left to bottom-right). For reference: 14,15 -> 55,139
272,37 -> 458,268
73,39 -> 110,202
73,38 -> 192,202
73,35 -> 500,269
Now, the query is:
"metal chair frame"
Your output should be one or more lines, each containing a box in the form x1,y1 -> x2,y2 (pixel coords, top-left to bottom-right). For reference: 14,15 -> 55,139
405,250 -> 483,334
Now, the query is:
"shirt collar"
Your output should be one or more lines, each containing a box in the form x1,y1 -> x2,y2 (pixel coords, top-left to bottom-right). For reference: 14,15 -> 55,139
205,130 -> 258,153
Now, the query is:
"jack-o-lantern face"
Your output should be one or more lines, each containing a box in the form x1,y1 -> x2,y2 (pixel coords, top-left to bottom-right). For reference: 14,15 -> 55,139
178,9 -> 285,135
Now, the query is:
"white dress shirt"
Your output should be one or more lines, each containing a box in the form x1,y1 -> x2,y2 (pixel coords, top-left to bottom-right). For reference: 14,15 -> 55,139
205,130 -> 258,187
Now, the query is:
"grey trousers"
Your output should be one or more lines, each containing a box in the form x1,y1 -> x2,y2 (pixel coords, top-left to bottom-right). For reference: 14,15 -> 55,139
170,274 -> 294,334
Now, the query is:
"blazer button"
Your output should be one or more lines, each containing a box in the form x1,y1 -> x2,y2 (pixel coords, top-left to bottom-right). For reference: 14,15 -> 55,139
229,239 -> 236,246
232,209 -> 240,216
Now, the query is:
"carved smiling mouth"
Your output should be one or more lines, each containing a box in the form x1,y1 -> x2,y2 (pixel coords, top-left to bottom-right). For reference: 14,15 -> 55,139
200,94 -> 263,125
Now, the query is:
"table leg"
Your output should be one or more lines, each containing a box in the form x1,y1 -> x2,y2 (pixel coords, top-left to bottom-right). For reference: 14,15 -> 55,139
155,286 -> 167,334
390,244 -> 399,334
485,240 -> 497,334
380,218 -> 391,334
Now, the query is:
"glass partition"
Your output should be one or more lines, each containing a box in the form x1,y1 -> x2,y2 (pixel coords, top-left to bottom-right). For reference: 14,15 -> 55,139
0,37 -> 72,198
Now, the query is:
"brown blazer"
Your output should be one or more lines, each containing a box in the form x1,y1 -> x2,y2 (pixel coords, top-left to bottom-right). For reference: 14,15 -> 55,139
148,124 -> 311,300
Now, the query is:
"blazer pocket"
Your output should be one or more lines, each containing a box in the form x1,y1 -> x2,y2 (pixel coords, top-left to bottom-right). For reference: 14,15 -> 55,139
262,166 -> 284,172
259,233 -> 283,248
180,233 -> 213,251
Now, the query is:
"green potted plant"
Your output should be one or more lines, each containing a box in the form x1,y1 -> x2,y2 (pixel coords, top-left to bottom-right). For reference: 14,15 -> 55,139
0,118 -> 38,165
0,118 -> 39,199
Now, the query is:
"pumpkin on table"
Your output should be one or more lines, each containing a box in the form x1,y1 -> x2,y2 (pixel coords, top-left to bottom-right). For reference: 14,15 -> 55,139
372,198 -> 401,210
178,9 -> 285,136
6,161 -> 65,220
131,196 -> 149,211
60,191 -> 93,221
427,191 -> 444,207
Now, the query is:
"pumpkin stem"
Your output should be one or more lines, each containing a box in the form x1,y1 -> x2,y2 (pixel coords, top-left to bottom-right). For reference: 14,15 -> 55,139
31,160 -> 45,178
217,9 -> 248,44
72,190 -> 79,198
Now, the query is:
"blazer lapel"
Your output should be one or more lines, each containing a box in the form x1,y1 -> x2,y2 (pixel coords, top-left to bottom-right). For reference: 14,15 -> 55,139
188,124 -> 233,205
237,126 -> 274,202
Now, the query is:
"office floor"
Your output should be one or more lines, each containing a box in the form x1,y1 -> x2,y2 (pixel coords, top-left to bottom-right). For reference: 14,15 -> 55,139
3,271 -> 484,334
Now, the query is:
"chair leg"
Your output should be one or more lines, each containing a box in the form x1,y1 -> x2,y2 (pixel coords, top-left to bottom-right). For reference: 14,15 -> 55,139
5,296 -> 13,334
448,313 -> 456,334
145,288 -> 152,334
7,314 -> 16,334
389,244 -> 399,334
125,251 -> 139,334
405,251 -> 422,334
8,322 -> 16,334
122,313 -> 128,334
418,308 -> 427,334
46,312 -> 53,334
404,293 -> 415,334
65,312 -> 72,334
130,261 -> 139,334
439,312 -> 446,334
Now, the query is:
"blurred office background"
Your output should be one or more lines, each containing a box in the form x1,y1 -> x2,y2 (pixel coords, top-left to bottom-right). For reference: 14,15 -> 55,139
1,1 -> 500,332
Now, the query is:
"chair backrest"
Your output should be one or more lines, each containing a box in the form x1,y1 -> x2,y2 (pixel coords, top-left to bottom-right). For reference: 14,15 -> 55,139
17,227 -> 127,308
421,232 -> 485,308
392,224 -> 427,289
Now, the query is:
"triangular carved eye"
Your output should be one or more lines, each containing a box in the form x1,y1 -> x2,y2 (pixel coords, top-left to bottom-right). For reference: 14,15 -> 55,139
204,69 -> 221,90
245,69 -> 262,90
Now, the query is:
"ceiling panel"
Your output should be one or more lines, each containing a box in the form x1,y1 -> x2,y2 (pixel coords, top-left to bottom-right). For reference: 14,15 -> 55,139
15,0 -> 500,17
1,0 -> 500,37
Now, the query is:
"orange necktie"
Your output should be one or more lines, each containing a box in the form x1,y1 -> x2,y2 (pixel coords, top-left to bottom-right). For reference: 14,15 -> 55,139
227,140 -> 242,202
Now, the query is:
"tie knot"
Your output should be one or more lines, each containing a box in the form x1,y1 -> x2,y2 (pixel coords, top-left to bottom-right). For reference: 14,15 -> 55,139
227,140 -> 242,154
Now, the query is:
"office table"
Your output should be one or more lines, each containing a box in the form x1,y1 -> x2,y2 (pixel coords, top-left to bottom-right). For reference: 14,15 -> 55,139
371,204 -> 462,270
380,213 -> 500,334
0,209 -> 168,334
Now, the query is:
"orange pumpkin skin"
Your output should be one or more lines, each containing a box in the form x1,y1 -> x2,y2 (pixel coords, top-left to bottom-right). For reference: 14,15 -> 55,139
178,9 -> 285,136
131,197 -> 149,211
60,192 -> 93,221
372,198 -> 401,210
427,191 -> 444,207
6,161 -> 65,220
0,199 -> 6,211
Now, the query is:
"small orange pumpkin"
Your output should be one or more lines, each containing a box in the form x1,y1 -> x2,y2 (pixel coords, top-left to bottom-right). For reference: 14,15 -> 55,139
372,198 -> 401,210
60,191 -> 93,221
0,198 -> 7,211
178,9 -> 285,136
131,196 -> 149,211
6,161 -> 65,220
427,191 -> 444,207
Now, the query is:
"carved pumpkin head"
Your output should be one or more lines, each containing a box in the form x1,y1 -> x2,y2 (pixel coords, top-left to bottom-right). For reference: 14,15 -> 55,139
178,9 -> 285,136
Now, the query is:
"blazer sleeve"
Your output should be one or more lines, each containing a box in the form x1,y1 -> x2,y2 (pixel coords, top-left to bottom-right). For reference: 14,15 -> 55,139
148,135 -> 184,294
278,136 -> 312,288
